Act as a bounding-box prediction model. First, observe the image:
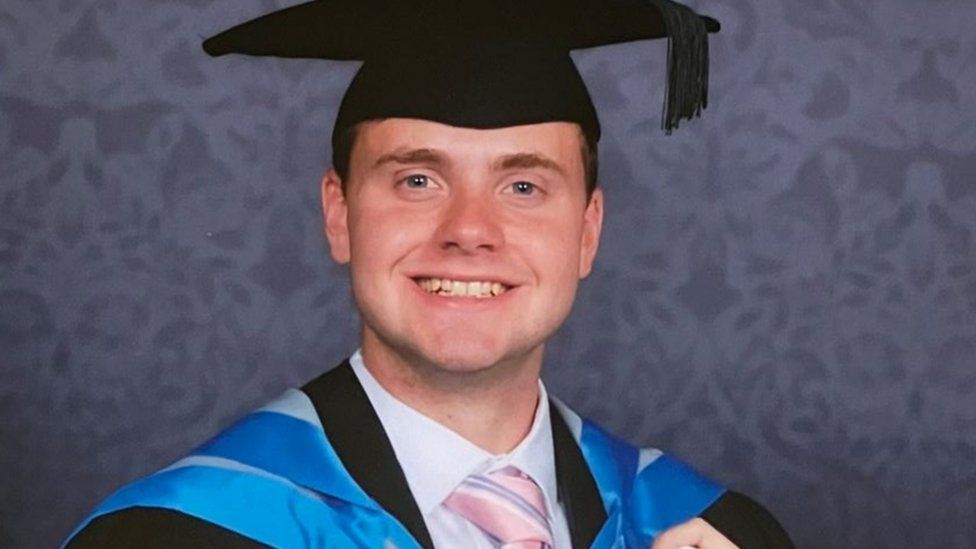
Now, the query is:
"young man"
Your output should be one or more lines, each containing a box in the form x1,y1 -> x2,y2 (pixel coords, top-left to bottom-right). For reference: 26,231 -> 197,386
65,1 -> 793,547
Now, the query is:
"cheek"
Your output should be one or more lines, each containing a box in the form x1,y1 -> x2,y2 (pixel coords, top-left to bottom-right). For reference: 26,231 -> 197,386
347,207 -> 390,274
349,199 -> 400,244
518,221 -> 585,282
347,204 -> 428,268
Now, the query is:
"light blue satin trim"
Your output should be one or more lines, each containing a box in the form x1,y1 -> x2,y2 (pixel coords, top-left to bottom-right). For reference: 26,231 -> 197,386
578,419 -> 639,518
625,454 -> 725,546
255,388 -> 324,428
192,411 -> 376,509
576,418 -> 725,548
63,465 -> 421,549
637,447 -> 664,471
63,409 -> 421,548
576,419 -> 637,547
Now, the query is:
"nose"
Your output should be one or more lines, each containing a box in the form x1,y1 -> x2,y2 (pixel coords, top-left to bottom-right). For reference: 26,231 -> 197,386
434,191 -> 504,254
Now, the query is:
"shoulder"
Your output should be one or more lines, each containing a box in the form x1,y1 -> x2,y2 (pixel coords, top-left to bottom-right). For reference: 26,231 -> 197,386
554,401 -> 792,548
64,389 -> 364,548
67,507 -> 266,549
62,440 -> 330,548
629,449 -> 793,548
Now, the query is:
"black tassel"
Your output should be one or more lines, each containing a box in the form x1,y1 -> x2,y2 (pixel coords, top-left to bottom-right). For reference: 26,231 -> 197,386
648,0 -> 710,133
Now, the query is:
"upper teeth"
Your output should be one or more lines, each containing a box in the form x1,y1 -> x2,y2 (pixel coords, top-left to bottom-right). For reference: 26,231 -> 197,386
418,278 -> 508,298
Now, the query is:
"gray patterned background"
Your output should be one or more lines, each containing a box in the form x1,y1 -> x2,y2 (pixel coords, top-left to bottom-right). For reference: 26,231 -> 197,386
1,1 -> 975,547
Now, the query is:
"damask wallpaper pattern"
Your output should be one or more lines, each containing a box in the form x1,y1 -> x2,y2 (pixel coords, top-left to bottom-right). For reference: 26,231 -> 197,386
1,1 -> 974,548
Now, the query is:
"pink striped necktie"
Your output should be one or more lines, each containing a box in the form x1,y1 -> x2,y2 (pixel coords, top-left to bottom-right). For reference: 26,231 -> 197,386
444,465 -> 554,548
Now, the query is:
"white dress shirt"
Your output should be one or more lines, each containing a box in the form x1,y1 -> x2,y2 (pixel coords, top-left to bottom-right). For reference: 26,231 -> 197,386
349,351 -> 572,549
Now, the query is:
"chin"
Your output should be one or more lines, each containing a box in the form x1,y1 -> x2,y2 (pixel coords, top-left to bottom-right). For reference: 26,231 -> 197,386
414,338 -> 519,373
384,328 -> 544,377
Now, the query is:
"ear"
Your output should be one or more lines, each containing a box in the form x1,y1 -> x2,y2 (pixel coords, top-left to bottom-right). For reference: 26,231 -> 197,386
321,168 -> 351,264
578,187 -> 604,279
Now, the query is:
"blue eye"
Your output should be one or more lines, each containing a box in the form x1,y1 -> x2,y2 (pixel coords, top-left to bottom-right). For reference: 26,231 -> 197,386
511,181 -> 536,195
403,174 -> 430,188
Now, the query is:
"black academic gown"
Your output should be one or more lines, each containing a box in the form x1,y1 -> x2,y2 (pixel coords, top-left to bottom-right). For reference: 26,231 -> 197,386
67,362 -> 793,548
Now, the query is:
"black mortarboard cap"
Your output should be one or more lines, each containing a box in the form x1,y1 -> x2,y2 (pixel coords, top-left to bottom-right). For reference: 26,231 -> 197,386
203,0 -> 720,145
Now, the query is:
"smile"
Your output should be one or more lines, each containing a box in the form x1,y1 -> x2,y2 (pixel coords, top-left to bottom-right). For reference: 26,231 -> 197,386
415,277 -> 511,298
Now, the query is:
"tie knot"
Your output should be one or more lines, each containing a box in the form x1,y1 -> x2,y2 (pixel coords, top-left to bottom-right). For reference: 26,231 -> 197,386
445,466 -> 553,548
486,467 -> 550,519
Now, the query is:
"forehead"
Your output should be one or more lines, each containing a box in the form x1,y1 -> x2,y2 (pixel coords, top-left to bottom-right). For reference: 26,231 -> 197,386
352,118 -> 586,166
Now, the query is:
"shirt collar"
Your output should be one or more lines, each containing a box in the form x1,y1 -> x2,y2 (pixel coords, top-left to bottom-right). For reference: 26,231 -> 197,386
349,350 -> 559,519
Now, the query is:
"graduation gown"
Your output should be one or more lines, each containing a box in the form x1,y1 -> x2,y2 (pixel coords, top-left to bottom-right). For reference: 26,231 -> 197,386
65,361 -> 792,548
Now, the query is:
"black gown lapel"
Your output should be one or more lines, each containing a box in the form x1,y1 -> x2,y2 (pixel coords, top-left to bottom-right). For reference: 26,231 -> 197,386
301,361 -> 435,549
550,401 -> 609,549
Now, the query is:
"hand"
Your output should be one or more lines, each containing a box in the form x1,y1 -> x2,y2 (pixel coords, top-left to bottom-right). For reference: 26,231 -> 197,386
651,518 -> 740,549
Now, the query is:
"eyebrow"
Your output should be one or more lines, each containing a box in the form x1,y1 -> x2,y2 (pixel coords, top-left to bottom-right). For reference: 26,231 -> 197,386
373,148 -> 448,169
372,148 -> 566,176
493,152 -> 566,176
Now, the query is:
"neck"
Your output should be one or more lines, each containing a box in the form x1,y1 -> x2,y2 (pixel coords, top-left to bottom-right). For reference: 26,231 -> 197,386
360,333 -> 544,454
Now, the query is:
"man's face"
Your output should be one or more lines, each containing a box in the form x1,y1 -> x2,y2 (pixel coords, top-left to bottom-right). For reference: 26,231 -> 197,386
322,119 -> 603,374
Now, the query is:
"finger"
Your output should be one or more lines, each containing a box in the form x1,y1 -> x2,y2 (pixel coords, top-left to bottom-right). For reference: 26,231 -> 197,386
651,518 -> 739,549
652,519 -> 705,548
